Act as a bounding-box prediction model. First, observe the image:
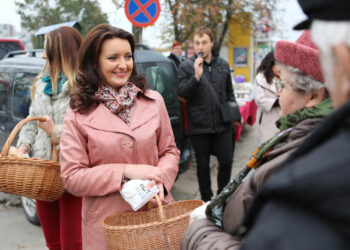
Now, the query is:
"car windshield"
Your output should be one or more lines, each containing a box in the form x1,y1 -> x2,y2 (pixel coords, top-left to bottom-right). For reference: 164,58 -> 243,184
0,72 -> 10,112
0,42 -> 22,60
137,62 -> 177,106
12,72 -> 36,118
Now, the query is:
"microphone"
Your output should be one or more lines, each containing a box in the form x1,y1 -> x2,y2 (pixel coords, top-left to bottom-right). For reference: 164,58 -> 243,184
198,52 -> 203,67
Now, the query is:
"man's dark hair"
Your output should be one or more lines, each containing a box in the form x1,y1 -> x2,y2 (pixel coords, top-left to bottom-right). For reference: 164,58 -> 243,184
193,27 -> 214,42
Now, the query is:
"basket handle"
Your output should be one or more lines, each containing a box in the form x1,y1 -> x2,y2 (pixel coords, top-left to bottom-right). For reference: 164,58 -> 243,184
1,116 -> 58,161
51,143 -> 58,162
147,194 -> 165,222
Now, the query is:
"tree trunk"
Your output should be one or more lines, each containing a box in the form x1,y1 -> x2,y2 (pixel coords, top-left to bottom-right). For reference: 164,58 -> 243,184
215,20 -> 229,53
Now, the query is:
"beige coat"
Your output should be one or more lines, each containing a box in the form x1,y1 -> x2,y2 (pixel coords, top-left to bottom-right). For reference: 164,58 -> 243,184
17,78 -> 70,158
181,118 -> 323,250
254,72 -> 281,146
60,90 -> 180,250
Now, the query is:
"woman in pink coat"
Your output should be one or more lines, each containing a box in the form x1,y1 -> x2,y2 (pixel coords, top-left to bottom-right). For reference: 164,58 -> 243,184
60,24 -> 180,250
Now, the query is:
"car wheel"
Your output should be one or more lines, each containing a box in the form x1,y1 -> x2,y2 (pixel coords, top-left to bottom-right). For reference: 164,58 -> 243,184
21,196 -> 40,225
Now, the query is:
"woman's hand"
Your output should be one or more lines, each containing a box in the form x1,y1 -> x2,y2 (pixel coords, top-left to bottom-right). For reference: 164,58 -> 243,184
147,180 -> 164,200
123,164 -> 163,183
37,115 -> 55,136
147,181 -> 165,207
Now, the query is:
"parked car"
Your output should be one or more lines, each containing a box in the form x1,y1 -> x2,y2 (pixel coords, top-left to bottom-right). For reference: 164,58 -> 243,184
0,49 -> 192,225
0,38 -> 25,60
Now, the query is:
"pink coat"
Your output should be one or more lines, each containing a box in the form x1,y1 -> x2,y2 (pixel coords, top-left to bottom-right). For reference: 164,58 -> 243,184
60,90 -> 180,250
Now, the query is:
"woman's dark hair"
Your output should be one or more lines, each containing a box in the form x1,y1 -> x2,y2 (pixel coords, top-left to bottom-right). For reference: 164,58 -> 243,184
70,23 -> 149,113
256,52 -> 276,84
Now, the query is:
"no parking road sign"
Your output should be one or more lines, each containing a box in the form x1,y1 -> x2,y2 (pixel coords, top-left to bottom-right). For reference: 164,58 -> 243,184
125,0 -> 161,28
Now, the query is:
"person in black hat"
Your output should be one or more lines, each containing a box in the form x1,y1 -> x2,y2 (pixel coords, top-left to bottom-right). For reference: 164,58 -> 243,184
238,1 -> 350,249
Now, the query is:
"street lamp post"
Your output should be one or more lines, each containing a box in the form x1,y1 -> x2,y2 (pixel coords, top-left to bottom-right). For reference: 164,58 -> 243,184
132,25 -> 142,44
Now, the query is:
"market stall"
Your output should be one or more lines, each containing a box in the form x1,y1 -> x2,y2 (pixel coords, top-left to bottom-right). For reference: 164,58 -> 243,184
234,82 -> 257,141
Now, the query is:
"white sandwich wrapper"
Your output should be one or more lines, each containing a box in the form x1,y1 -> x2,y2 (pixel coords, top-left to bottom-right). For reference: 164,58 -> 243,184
120,179 -> 160,211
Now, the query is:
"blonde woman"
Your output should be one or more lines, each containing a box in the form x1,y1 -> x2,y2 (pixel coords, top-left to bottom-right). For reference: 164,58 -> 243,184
17,26 -> 83,250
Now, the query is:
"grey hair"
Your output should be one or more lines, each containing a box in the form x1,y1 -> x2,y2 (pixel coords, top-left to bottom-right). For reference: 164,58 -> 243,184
311,20 -> 350,90
277,62 -> 324,93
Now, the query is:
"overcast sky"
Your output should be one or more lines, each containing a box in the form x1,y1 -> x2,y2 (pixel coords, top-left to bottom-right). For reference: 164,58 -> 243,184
0,0 -> 306,48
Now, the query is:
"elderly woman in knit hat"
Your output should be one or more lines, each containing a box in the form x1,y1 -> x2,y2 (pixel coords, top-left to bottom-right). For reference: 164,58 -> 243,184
180,30 -> 333,250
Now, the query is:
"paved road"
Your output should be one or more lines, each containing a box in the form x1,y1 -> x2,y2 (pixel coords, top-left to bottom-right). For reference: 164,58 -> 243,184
0,206 -> 46,250
0,124 -> 256,250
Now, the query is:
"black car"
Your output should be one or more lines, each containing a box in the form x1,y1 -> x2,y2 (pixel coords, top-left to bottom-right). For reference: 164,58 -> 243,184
0,49 -> 192,225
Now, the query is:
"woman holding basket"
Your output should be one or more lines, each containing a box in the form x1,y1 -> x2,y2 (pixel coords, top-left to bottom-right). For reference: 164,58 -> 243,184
17,26 -> 83,250
59,24 -> 180,249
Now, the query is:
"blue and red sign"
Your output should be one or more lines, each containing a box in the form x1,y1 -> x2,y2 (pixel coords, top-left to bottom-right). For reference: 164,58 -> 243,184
125,0 -> 161,28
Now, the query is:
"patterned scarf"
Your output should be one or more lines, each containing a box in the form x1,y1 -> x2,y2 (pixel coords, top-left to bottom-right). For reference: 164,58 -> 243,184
206,98 -> 333,227
42,71 -> 67,96
95,82 -> 139,126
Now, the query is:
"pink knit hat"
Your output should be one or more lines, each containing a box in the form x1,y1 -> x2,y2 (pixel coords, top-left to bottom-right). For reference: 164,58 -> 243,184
274,30 -> 324,83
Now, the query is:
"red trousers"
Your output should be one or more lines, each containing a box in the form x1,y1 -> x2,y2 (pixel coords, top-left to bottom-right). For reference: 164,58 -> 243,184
36,192 -> 82,250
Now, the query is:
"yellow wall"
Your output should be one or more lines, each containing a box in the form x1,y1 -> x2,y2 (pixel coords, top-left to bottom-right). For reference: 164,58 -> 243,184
228,15 -> 252,82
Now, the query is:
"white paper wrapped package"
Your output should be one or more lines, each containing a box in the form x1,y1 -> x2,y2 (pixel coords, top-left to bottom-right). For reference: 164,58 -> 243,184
9,146 -> 30,158
189,202 -> 209,221
120,179 -> 159,211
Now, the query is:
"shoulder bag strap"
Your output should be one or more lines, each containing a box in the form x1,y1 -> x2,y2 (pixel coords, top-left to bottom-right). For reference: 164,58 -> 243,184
201,73 -> 223,106
254,78 -> 277,96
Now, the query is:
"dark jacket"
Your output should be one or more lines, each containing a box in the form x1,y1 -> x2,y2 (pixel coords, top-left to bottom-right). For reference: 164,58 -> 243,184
167,53 -> 182,68
177,53 -> 237,135
180,117 -> 323,250
240,100 -> 350,250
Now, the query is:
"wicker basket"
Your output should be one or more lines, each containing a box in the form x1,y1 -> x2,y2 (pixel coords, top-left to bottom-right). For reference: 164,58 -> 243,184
102,194 -> 204,250
0,116 -> 64,202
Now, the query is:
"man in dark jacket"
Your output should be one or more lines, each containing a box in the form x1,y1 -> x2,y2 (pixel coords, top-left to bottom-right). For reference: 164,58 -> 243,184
167,41 -> 183,68
177,26 -> 239,201
239,1 -> 350,249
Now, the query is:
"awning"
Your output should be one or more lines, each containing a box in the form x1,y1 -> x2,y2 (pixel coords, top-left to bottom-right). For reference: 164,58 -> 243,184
35,21 -> 80,35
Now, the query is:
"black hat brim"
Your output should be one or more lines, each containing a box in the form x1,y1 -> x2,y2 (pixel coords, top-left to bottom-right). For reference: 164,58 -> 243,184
293,19 -> 311,30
